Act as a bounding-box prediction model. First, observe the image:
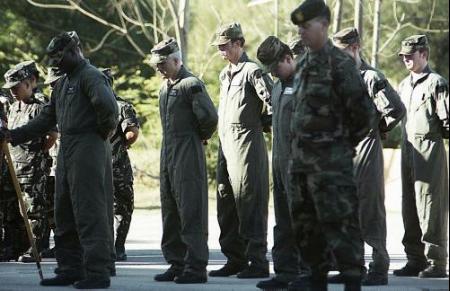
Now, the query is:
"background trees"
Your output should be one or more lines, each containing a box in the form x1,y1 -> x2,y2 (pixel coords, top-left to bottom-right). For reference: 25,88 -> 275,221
1,0 -> 448,197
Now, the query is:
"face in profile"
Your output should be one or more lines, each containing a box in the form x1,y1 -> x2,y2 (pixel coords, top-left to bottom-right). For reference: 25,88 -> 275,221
10,79 -> 33,102
297,17 -> 328,50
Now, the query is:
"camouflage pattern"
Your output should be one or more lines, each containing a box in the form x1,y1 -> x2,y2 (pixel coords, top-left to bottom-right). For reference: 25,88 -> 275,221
110,96 -> 139,254
2,61 -> 35,89
217,51 -> 273,272
399,64 -> 449,268
354,60 -> 405,275
289,40 -> 374,280
7,92 -> 52,253
10,57 -> 118,280
398,35 -> 429,56
211,22 -> 244,46
159,64 -> 218,276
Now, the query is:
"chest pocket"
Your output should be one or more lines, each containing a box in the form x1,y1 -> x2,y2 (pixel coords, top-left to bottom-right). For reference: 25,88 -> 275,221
167,88 -> 179,112
302,68 -> 336,132
228,77 -> 243,97
413,92 -> 434,135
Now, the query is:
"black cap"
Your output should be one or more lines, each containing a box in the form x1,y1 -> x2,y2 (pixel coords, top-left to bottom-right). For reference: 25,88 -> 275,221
291,0 -> 329,25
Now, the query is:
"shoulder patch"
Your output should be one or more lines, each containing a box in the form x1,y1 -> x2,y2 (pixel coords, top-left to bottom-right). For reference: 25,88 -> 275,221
192,85 -> 203,94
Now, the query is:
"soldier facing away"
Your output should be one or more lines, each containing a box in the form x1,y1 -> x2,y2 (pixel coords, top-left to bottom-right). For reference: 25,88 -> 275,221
256,36 -> 309,290
332,27 -> 406,286
210,22 -> 273,279
288,0 -> 375,290
0,31 -> 119,289
1,61 -> 56,263
394,34 -> 449,278
150,38 -> 218,284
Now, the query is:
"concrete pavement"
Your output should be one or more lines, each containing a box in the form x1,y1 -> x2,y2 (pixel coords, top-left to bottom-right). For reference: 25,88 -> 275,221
0,209 -> 448,291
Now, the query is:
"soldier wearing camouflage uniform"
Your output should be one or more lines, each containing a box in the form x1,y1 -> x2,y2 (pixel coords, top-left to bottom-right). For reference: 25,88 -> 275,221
101,68 -> 139,262
256,36 -> 308,290
288,1 -> 375,290
332,27 -> 406,286
1,31 -> 118,289
1,94 -> 28,262
210,22 -> 273,279
394,35 -> 449,278
1,61 -> 55,263
150,38 -> 218,284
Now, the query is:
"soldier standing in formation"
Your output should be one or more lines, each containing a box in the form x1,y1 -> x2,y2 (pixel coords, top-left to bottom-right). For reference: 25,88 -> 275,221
332,27 -> 406,286
101,68 -> 140,262
150,38 -> 218,284
256,36 -> 309,290
1,31 -> 119,289
288,0 -> 375,290
210,22 -> 273,279
1,61 -> 56,263
40,67 -> 65,259
395,34 -> 449,278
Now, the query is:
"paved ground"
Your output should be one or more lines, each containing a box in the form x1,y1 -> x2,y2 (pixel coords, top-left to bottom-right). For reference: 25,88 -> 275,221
0,209 -> 448,291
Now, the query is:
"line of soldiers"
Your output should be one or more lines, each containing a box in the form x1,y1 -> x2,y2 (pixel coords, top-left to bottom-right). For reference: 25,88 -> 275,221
147,0 -> 448,290
0,32 -> 139,289
0,0 -> 448,290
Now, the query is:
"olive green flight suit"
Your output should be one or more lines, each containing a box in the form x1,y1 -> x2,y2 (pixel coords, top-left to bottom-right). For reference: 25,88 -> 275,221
10,59 -> 118,280
354,60 -> 405,275
271,79 -> 304,282
217,52 -> 273,271
399,65 -> 449,268
159,66 -> 218,276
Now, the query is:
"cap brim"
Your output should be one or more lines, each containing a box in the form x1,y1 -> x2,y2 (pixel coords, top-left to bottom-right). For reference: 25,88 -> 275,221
211,38 -> 231,46
2,81 -> 20,89
398,49 -> 415,56
148,54 -> 167,65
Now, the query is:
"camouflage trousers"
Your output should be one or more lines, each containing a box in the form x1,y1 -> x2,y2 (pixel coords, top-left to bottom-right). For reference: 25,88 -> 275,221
289,170 -> 364,280
113,179 -> 134,252
41,176 -> 56,250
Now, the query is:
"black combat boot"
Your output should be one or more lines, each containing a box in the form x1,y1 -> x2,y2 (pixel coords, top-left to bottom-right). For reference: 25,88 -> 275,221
393,263 -> 428,277
419,265 -> 448,278
154,266 -> 183,282
73,277 -> 110,289
174,272 -> 207,284
209,262 -> 247,277
288,276 -> 327,291
237,264 -> 270,279
257,277 -> 289,290
41,274 -> 83,286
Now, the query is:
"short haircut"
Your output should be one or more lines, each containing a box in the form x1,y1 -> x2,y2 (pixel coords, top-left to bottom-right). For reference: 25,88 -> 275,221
168,50 -> 183,62
232,37 -> 246,47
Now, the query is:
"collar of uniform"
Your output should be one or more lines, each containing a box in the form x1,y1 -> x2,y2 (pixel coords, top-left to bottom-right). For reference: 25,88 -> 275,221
234,51 -> 250,73
307,39 -> 333,65
410,65 -> 432,86
168,65 -> 189,86
68,58 -> 89,78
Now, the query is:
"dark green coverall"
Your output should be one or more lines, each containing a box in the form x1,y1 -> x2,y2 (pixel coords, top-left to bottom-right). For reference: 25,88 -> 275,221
10,59 -> 118,280
159,66 -> 218,276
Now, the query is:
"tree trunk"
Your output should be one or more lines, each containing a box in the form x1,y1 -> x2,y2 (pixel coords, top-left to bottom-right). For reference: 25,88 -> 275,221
333,0 -> 343,34
371,0 -> 382,67
178,0 -> 189,65
354,0 -> 363,41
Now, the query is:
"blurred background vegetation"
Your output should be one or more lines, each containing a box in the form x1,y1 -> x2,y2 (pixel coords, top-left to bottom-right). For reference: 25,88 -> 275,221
1,0 -> 448,208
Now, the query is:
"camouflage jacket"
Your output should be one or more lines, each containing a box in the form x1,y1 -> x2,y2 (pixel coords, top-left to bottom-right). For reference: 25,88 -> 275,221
290,40 -> 374,172
7,94 -> 52,182
360,60 -> 405,135
110,95 -> 139,183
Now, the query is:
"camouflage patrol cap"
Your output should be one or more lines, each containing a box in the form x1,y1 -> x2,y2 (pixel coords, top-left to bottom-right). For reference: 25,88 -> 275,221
291,0 -> 329,25
333,27 -> 360,48
2,60 -> 36,89
46,31 -> 81,66
288,37 -> 306,56
398,35 -> 429,56
211,22 -> 244,46
44,67 -> 64,85
257,36 -> 291,72
149,38 -> 179,65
